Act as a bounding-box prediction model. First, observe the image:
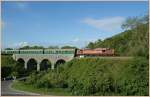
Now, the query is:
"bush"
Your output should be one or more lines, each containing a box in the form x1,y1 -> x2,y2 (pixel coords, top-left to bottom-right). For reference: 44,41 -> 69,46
1,66 -> 12,78
1,55 -> 16,78
24,57 -> 148,96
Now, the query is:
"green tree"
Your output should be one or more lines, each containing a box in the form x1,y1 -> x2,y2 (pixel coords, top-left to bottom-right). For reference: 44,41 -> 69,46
47,46 -> 59,49
19,45 -> 44,49
13,62 -> 27,77
121,15 -> 148,30
19,46 -> 30,49
61,46 -> 78,49
1,55 -> 16,78
86,42 -> 95,49
5,48 -> 13,50
121,16 -> 140,30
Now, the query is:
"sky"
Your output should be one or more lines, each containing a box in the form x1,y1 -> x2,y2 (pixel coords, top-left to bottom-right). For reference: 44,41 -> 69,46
1,1 -> 148,49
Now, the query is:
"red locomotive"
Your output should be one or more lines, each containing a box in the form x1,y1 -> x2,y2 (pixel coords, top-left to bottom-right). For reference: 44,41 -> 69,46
75,48 -> 114,57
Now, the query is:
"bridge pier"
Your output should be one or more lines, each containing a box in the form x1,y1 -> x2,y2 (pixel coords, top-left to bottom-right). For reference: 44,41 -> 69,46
51,63 -> 55,70
24,60 -> 28,70
37,62 -> 40,71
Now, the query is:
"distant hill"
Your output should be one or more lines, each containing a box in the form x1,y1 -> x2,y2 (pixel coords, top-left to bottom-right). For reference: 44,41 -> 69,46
86,16 -> 148,58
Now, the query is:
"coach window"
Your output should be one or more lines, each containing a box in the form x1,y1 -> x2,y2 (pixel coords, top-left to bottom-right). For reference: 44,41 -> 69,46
102,50 -> 105,52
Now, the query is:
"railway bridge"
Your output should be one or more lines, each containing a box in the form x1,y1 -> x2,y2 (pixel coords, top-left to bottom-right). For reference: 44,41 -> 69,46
2,49 -> 75,71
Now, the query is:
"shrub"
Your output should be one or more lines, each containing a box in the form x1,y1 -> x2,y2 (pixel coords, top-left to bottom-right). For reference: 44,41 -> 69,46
24,57 -> 148,96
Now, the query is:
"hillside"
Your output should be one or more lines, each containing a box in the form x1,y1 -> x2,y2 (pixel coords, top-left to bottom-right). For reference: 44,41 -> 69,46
86,16 -> 148,58
18,57 -> 148,96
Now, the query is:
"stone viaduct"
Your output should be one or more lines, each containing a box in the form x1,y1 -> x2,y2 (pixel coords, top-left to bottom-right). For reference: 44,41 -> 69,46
2,49 -> 75,71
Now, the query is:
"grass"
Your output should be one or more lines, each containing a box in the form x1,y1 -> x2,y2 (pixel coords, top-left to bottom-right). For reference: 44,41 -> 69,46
76,56 -> 133,59
11,80 -> 72,96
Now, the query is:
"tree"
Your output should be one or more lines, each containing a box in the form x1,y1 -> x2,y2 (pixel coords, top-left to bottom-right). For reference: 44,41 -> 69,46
1,66 -> 12,78
1,55 -> 16,78
13,62 -> 27,77
139,14 -> 149,24
121,16 -> 140,30
19,46 -> 30,49
61,46 -> 77,49
47,46 -> 59,49
121,15 -> 149,30
86,42 -> 95,49
5,48 -> 13,50
19,45 -> 44,49
32,45 -> 44,49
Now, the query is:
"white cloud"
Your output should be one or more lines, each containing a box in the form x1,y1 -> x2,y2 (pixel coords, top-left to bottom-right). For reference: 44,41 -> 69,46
14,42 -> 29,48
82,16 -> 125,31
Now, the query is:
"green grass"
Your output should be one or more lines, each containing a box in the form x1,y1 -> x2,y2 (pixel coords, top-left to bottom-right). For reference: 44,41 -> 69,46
77,56 -> 133,59
11,80 -> 72,96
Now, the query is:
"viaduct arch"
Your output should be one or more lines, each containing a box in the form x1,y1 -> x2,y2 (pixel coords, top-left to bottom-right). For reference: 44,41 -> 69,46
13,54 -> 74,71
40,59 -> 51,71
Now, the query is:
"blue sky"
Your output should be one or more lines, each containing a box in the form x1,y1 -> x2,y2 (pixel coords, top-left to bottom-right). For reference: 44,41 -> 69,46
2,1 -> 148,49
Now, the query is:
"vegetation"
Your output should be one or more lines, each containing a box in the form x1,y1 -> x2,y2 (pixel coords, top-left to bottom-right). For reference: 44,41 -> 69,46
1,55 -> 28,79
5,48 -> 13,50
61,46 -> 78,49
14,57 -> 148,96
19,45 -> 44,49
12,80 -> 72,96
1,55 -> 16,78
6,45 -> 77,50
4,45 -> 57,50
19,45 -> 78,49
47,46 -> 59,49
12,61 -> 28,77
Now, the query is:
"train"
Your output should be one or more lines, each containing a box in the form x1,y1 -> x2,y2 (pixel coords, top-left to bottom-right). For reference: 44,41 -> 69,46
2,48 -> 115,57
75,48 -> 114,57
2,49 -> 75,55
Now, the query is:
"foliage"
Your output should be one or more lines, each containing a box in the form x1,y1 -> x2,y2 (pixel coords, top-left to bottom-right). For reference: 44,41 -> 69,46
5,48 -> 13,50
1,66 -> 12,78
24,57 -> 148,96
1,55 -> 16,78
1,55 -> 28,78
61,46 -> 78,49
47,46 -> 59,49
121,15 -> 148,30
12,80 -> 72,96
12,61 -> 28,77
86,42 -> 95,49
19,45 -> 44,49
